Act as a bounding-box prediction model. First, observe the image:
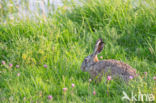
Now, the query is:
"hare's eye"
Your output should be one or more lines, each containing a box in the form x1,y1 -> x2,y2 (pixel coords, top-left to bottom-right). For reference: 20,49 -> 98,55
85,58 -> 88,62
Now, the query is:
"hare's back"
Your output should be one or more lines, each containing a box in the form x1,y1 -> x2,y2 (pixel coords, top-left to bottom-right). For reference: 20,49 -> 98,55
97,59 -> 137,77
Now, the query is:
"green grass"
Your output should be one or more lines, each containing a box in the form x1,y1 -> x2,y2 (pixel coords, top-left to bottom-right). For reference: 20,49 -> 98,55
0,0 -> 156,102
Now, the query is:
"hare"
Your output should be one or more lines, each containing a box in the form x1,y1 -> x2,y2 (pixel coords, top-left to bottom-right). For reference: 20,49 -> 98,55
81,39 -> 138,82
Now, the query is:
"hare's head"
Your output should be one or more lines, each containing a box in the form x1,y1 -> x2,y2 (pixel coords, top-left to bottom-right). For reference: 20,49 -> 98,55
81,39 -> 104,72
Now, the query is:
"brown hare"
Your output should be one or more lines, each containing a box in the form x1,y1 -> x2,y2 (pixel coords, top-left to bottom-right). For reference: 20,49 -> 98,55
81,39 -> 138,82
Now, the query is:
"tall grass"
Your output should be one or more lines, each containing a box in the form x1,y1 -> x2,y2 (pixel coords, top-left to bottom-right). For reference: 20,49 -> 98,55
0,0 -> 155,102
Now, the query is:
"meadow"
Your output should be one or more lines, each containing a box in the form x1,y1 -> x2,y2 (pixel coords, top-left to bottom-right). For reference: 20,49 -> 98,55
0,0 -> 156,102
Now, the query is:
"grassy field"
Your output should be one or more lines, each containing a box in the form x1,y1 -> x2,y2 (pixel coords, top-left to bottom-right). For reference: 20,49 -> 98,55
0,0 -> 156,102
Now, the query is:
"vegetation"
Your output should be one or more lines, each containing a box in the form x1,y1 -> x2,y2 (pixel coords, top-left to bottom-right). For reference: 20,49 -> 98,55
0,0 -> 155,102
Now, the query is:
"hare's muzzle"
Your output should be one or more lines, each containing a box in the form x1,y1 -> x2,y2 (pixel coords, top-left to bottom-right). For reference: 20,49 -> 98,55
81,65 -> 87,72
81,66 -> 84,70
81,67 -> 85,71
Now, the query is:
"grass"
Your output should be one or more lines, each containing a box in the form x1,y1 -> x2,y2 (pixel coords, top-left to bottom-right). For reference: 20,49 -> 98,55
0,0 -> 156,102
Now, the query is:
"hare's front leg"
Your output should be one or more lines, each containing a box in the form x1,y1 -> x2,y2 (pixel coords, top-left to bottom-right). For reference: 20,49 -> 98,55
89,70 -> 103,83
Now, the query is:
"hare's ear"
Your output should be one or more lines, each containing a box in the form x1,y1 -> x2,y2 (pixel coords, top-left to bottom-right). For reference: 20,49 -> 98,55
94,38 -> 104,55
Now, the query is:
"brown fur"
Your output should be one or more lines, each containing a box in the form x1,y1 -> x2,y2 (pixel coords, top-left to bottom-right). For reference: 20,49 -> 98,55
89,59 -> 137,81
